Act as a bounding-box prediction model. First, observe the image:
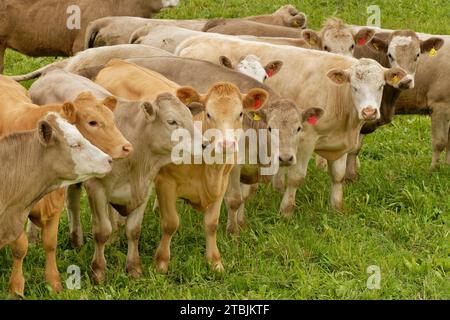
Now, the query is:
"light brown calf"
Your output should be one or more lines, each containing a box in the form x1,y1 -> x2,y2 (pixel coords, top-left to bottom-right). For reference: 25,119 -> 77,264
94,60 -> 268,274
0,75 -> 130,295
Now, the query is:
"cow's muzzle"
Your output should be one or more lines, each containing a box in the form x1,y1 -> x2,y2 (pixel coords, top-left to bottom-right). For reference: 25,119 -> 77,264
361,107 -> 379,121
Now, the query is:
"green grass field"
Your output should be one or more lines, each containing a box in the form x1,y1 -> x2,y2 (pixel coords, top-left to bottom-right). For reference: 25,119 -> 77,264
1,0 -> 449,300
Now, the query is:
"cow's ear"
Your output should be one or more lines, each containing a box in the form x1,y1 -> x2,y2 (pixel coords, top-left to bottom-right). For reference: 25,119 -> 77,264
102,96 -> 118,112
368,36 -> 388,53
301,107 -> 324,125
420,37 -> 444,54
302,29 -> 321,48
141,101 -> 157,122
385,67 -> 407,88
62,102 -> 77,124
354,28 -> 375,46
219,56 -> 233,69
176,87 -> 203,105
186,102 -> 205,116
37,119 -> 54,146
327,69 -> 349,85
265,61 -> 283,78
243,88 -> 269,112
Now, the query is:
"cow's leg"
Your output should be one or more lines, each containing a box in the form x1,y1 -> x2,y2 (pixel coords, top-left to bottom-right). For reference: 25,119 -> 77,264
237,183 -> 259,228
41,214 -> 62,293
108,208 -> 126,244
155,183 -> 179,274
315,155 -> 328,171
26,220 -> 40,244
125,201 -> 147,279
9,231 -> 28,297
0,42 -> 5,74
204,199 -> 224,273
67,183 -> 84,248
279,142 -> 315,217
328,153 -> 348,212
345,134 -> 364,182
224,166 -> 243,236
272,168 -> 286,193
430,108 -> 449,170
86,184 -> 112,284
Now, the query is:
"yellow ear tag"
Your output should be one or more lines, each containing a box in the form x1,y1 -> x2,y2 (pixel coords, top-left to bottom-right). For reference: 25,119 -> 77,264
309,38 -> 316,45
373,42 -> 379,51
292,21 -> 300,27
185,98 -> 192,105
335,74 -> 343,83
253,113 -> 262,121
391,75 -> 399,85
428,47 -> 437,57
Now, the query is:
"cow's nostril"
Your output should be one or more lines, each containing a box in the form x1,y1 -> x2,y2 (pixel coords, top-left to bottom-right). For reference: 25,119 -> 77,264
123,144 -> 133,153
288,156 -> 294,162
107,157 -> 113,164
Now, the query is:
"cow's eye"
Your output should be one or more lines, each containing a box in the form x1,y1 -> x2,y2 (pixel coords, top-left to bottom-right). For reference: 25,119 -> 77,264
207,113 -> 212,119
350,44 -> 355,50
297,126 -> 302,132
88,121 -> 98,127
167,120 -> 178,126
324,46 -> 330,52
264,76 -> 268,81
239,112 -> 243,118
268,127 -> 272,132
352,86 -> 358,92
388,53 -> 394,60
71,143 -> 82,150
415,53 -> 420,61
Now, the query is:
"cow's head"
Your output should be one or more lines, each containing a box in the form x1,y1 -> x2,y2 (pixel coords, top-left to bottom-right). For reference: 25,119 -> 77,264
61,91 -> 133,159
178,82 -> 269,154
327,58 -> 407,121
37,113 -> 112,184
273,5 -> 307,29
258,100 -> 324,166
219,55 -> 283,83
307,17 -> 375,57
367,30 -> 444,89
138,92 -> 201,156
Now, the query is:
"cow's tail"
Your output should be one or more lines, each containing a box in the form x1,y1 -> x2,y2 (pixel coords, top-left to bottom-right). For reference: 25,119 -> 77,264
202,18 -> 227,32
9,60 -> 68,82
85,22 -> 101,49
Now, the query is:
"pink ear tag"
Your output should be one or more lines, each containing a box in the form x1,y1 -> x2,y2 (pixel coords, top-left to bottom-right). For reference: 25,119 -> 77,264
308,115 -> 318,125
358,37 -> 366,46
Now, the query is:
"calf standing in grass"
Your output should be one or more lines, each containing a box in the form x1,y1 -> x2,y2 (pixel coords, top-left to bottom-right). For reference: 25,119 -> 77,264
0,112 -> 112,295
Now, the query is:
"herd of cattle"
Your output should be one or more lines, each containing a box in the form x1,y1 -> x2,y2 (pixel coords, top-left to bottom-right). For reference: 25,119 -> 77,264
0,2 -> 449,297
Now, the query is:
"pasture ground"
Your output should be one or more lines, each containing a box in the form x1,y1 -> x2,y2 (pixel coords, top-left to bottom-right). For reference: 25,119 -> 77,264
0,0 -> 449,299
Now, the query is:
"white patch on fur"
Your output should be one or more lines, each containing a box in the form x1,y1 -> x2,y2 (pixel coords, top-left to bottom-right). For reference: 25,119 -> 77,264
235,55 -> 267,83
388,36 -> 413,61
55,115 -> 111,179
162,0 -> 179,8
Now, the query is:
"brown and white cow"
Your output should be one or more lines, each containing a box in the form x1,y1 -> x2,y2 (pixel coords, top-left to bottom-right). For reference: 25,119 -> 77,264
0,112 -> 112,296
94,60 -> 269,274
0,75 -> 130,295
84,5 -> 307,49
177,37 -> 406,214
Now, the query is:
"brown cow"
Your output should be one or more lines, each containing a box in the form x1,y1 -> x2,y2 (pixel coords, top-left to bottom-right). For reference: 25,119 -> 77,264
84,5 -> 307,49
0,0 -> 178,73
0,75 -> 130,295
0,112 -> 112,296
93,60 -> 268,275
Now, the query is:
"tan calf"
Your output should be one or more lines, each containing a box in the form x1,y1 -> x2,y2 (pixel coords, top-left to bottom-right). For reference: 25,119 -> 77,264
0,75 -> 130,295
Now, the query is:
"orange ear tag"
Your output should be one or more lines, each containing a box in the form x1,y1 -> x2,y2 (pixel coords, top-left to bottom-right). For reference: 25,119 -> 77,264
253,97 -> 261,110
429,47 -> 437,57
358,37 -> 366,46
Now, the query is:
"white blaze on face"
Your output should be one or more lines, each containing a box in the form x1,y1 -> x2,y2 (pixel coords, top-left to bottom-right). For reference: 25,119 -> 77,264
55,117 -> 112,180
162,0 -> 179,8
349,59 -> 385,121
235,55 -> 268,83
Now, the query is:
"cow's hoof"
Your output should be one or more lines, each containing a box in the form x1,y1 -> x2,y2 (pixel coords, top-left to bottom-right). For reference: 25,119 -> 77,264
9,278 -> 25,299
91,266 -> 106,285
280,204 -> 295,218
70,232 -> 84,248
226,223 -> 239,237
49,280 -> 63,293
344,173 -> 358,183
155,260 -> 169,274
211,262 -> 225,273
237,217 -> 247,229
126,264 -> 143,279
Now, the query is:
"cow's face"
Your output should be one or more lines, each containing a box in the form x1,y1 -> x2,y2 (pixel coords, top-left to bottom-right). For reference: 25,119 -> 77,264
219,55 -> 283,83
38,113 -> 112,184
368,31 -> 444,90
65,91 -> 133,160
178,83 -> 268,154
140,92 -> 201,156
327,59 -> 407,121
313,18 -> 375,57
262,100 -> 324,166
